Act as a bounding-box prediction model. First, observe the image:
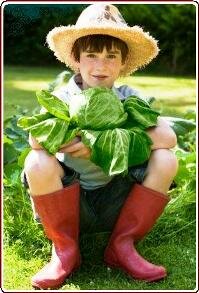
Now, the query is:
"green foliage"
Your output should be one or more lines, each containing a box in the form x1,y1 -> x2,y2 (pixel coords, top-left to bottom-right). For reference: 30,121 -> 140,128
156,107 -> 196,238
118,4 -> 196,75
149,129 -> 196,241
4,107 -> 31,167
163,116 -> 196,138
175,111 -> 196,151
4,4 -> 87,67
3,108 -> 35,247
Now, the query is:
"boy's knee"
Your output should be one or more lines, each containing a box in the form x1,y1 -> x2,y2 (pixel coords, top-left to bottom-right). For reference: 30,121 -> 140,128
24,149 -> 59,180
150,149 -> 178,178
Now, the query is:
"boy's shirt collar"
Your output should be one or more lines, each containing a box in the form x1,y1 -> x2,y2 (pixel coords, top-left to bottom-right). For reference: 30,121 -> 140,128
67,74 -> 125,100
67,74 -> 82,95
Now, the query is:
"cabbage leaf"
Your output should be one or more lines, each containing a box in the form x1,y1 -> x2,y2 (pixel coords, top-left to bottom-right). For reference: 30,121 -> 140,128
123,96 -> 159,128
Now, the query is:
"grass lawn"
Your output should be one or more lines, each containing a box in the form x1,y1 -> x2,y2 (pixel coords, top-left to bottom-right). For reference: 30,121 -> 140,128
4,65 -> 67,120
3,231 -> 196,291
4,65 -> 196,120
3,65 -> 197,291
118,75 -> 196,115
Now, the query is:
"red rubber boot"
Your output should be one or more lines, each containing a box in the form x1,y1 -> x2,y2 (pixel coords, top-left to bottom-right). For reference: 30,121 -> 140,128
104,184 -> 170,282
31,182 -> 81,289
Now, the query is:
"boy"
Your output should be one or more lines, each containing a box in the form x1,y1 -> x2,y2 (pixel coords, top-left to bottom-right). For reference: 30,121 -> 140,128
24,4 -> 178,289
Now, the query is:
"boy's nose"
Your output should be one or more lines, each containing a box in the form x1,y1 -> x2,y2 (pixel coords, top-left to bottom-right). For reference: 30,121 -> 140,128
95,58 -> 108,69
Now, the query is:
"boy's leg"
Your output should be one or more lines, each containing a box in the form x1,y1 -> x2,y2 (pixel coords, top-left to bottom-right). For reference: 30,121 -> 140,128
142,149 -> 178,193
104,149 -> 178,282
24,149 -> 81,289
24,149 -> 65,195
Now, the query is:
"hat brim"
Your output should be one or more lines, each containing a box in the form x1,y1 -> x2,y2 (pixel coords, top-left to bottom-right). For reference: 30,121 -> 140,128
47,25 -> 159,76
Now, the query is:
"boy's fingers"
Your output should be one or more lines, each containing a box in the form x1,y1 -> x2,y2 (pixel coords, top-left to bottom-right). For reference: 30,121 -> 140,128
60,141 -> 89,153
60,136 -> 81,149
70,148 -> 91,159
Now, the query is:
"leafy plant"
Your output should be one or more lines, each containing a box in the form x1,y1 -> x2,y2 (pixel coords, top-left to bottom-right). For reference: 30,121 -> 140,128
4,107 -> 31,168
3,107 -> 36,246
18,88 -> 159,176
149,130 -> 196,241
164,116 -> 196,137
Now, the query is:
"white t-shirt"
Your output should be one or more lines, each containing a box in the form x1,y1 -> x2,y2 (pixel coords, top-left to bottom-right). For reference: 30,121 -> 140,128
53,74 -> 144,190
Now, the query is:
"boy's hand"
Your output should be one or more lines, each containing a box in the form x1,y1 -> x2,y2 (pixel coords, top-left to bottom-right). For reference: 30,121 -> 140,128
59,136 -> 91,159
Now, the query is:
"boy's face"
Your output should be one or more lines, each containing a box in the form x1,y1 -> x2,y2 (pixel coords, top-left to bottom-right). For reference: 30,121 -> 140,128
78,47 -> 125,90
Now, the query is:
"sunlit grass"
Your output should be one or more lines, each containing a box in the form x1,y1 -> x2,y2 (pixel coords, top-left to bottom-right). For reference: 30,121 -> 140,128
3,233 -> 196,290
117,75 -> 196,113
4,66 -> 196,120
3,245 -> 44,290
6,80 -> 50,91
3,65 -> 67,119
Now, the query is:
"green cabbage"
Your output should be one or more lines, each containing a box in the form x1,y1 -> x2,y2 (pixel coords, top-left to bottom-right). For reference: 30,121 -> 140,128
69,87 -> 128,130
18,87 -> 159,176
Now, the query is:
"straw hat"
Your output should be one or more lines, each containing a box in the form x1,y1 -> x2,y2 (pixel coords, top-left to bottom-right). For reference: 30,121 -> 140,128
47,3 -> 159,76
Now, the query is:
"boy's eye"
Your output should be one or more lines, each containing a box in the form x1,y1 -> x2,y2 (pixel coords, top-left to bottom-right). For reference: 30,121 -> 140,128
86,53 -> 96,58
107,54 -> 116,59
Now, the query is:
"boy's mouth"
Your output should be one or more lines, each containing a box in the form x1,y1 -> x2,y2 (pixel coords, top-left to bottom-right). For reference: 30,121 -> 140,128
92,75 -> 108,80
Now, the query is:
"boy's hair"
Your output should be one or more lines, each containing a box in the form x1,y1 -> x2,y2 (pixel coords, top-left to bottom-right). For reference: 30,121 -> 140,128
71,34 -> 129,64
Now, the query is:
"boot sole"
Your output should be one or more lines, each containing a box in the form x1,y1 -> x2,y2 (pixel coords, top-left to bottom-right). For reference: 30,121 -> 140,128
32,270 -> 76,290
31,260 -> 81,290
105,260 -> 167,282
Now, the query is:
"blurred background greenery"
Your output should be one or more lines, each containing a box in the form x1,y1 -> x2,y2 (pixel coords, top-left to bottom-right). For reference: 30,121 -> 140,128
4,3 -> 196,76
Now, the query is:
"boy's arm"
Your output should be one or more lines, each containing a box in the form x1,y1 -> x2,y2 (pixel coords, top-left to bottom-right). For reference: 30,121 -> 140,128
29,133 -> 90,159
146,117 -> 177,150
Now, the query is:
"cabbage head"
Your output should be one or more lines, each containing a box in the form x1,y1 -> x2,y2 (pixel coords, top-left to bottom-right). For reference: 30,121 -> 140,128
69,87 -> 128,130
18,88 -> 159,176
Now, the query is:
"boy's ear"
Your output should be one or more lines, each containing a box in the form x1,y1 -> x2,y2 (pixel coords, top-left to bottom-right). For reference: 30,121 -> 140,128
120,61 -> 126,72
